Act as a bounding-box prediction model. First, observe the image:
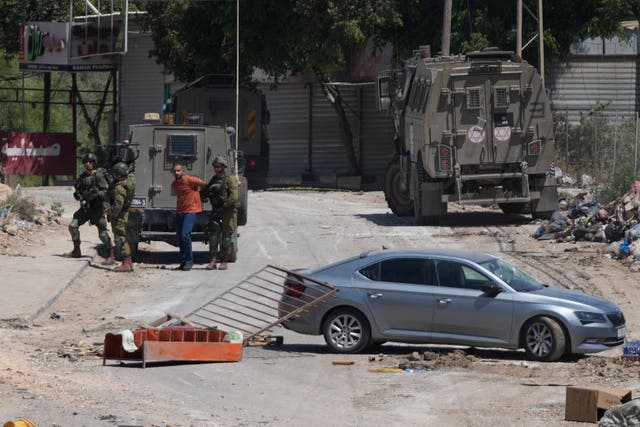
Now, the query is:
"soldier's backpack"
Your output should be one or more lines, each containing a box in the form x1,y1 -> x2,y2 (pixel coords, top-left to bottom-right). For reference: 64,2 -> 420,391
98,167 -> 114,188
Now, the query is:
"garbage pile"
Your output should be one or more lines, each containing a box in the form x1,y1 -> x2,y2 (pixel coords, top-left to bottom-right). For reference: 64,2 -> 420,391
532,182 -> 640,271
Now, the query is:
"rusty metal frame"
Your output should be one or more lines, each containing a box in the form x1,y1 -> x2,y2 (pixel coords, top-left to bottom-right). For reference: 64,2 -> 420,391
185,265 -> 338,344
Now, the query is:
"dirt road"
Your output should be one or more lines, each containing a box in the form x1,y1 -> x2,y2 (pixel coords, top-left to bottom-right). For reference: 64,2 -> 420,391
0,189 -> 639,426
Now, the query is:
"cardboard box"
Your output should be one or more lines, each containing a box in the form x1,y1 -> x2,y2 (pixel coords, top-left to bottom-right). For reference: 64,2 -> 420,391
565,386 -> 632,423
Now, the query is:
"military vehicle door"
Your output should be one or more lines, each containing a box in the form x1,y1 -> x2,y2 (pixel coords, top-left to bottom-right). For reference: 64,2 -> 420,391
451,63 -> 523,167
149,126 -> 209,209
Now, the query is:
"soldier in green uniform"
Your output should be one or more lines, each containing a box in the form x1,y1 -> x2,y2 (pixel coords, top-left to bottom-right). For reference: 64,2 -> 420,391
104,162 -> 136,272
201,156 -> 238,270
67,153 -> 113,259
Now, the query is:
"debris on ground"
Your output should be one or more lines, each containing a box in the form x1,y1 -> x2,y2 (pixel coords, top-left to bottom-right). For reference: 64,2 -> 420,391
372,349 -> 475,371
0,183 -> 65,256
55,340 -> 103,361
532,182 -> 640,270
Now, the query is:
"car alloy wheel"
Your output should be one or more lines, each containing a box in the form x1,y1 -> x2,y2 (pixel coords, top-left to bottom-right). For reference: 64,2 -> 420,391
323,308 -> 370,354
523,316 -> 566,362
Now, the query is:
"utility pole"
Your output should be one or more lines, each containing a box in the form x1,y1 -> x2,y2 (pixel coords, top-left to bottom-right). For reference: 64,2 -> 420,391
538,0 -> 545,84
234,0 -> 240,179
441,0 -> 452,56
516,0 -> 545,85
517,0 -> 522,58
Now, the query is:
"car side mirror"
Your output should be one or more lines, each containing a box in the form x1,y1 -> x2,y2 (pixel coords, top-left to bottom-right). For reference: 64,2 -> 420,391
480,282 -> 503,296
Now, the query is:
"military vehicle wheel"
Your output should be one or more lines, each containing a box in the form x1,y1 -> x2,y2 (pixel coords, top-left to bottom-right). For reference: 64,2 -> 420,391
499,203 -> 531,215
384,159 -> 413,216
237,176 -> 248,226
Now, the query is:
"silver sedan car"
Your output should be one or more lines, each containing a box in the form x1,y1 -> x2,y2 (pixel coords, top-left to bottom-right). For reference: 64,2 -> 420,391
279,248 -> 626,362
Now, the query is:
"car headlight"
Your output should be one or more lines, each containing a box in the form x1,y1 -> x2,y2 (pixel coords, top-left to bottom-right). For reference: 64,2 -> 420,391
575,311 -> 607,325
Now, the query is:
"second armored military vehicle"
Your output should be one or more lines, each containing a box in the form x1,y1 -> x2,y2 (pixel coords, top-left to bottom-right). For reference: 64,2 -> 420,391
377,47 -> 557,224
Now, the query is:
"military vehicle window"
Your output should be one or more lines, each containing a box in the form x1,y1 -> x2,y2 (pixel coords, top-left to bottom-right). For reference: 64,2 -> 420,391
397,66 -> 415,101
465,87 -> 481,109
167,134 -> 197,157
408,83 -> 419,110
411,81 -> 422,110
494,86 -> 510,109
419,80 -> 430,112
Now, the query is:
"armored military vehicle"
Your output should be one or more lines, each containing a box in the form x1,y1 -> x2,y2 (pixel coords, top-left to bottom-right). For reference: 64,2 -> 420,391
166,76 -> 269,189
126,122 -> 248,261
377,47 -> 557,224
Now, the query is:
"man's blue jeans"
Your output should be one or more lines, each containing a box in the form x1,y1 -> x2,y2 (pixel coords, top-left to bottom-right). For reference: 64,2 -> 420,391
176,212 -> 196,263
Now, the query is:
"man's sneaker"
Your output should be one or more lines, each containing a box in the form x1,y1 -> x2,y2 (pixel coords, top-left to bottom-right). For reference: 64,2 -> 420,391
182,261 -> 193,271
172,263 -> 185,271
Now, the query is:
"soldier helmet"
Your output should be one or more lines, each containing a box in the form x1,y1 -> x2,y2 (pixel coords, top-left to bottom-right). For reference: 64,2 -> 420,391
212,156 -> 227,168
112,162 -> 129,178
82,153 -> 98,164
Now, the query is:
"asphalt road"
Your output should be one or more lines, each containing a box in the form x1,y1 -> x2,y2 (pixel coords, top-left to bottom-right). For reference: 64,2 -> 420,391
2,188 -> 616,426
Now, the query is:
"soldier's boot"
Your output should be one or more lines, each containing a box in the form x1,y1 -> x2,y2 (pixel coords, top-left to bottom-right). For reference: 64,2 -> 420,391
65,240 -> 82,258
218,255 -> 228,271
114,257 -> 133,273
102,247 -> 116,266
205,253 -> 218,270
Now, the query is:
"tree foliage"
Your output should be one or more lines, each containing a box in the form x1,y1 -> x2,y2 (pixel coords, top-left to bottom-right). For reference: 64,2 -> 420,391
0,0 -> 69,59
137,0 -> 640,175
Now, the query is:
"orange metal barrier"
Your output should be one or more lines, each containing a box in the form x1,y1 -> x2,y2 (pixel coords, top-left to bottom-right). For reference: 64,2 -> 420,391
103,326 -> 242,368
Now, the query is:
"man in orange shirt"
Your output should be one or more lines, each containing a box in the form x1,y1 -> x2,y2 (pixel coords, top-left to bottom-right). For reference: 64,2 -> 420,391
171,163 -> 207,271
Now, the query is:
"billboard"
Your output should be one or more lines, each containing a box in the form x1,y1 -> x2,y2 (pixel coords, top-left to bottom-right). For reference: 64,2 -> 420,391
18,20 -> 122,72
0,132 -> 76,175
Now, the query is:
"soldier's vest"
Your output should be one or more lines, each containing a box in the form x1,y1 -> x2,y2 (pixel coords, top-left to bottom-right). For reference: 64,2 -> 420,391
76,170 -> 105,203
208,175 -> 226,206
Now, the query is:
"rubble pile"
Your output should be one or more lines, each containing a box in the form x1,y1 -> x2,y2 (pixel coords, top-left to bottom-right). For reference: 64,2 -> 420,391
532,182 -> 640,270
0,183 -> 65,256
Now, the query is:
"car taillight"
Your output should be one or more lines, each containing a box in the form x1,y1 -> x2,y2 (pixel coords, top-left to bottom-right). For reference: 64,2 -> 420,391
284,278 -> 306,298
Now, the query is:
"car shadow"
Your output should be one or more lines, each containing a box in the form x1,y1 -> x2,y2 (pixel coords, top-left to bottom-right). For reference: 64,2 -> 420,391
259,342 -> 588,364
357,211 -> 531,227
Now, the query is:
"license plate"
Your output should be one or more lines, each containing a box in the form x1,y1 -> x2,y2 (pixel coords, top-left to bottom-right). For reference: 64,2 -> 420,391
617,326 -> 626,339
131,197 -> 147,208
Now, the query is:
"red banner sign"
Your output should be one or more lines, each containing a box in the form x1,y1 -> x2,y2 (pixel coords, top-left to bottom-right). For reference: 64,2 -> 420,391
0,132 -> 76,175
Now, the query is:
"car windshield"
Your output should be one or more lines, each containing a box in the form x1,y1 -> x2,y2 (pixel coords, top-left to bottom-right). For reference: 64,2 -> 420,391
478,257 -> 544,292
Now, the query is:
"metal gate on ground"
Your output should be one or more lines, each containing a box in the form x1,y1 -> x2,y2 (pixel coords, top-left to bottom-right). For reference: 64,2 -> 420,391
184,265 -> 338,344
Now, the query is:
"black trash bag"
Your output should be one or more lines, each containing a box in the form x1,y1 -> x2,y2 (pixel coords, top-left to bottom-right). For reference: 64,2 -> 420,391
605,220 -> 627,243
567,200 -> 598,220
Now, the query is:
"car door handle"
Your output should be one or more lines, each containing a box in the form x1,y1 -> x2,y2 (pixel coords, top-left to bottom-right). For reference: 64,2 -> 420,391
368,293 -> 383,299
438,298 -> 452,304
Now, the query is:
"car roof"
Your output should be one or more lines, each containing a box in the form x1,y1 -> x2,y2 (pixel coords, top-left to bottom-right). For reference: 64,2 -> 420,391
310,247 -> 496,275
360,248 -> 495,263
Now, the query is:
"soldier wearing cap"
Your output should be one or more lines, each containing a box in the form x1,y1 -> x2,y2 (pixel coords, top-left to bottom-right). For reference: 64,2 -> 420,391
67,152 -> 113,259
201,155 -> 238,270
